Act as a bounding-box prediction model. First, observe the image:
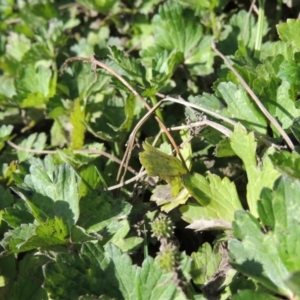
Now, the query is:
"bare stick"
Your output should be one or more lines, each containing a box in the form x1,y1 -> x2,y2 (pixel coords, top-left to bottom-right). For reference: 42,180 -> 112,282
62,56 -> 188,180
106,118 -> 233,191
6,140 -> 139,176
212,42 -> 295,151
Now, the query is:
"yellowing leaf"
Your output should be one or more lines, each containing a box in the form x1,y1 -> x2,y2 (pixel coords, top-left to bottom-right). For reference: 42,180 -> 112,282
139,142 -> 187,197
70,99 -> 85,150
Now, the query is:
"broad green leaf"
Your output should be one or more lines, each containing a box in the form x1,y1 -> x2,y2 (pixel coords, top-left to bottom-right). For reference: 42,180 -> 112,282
285,271 -> 300,296
16,132 -> 47,162
139,142 -> 187,197
182,172 -> 242,225
17,156 -> 80,227
277,19 -> 300,51
152,1 -> 202,57
61,61 -> 111,99
78,192 -> 131,233
214,139 -> 236,157
3,202 -> 34,228
230,124 -> 280,217
270,151 -> 300,180
109,45 -> 149,88
217,82 -> 267,134
218,10 -> 268,55
229,210 -> 293,298
0,124 -> 13,151
44,242 -> 186,300
1,217 -> 69,253
232,290 -> 278,300
149,49 -> 183,89
278,60 -> 300,85
150,185 -> 190,212
191,242 -> 222,286
261,41 -> 294,60
5,33 -> 31,61
14,65 -> 53,107
105,219 -> 143,252
259,175 -> 300,272
70,99 -> 85,150
105,243 -> 187,300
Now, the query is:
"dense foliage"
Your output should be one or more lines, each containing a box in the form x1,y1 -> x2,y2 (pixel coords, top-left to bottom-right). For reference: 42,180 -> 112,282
1,0 -> 300,299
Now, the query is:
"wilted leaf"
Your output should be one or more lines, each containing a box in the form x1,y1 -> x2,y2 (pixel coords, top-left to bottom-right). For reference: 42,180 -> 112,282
139,142 -> 187,197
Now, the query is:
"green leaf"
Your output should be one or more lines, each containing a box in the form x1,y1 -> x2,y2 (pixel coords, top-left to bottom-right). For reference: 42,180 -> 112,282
109,45 -> 149,88
1,217 -> 69,253
16,156 -> 80,227
78,192 -> 131,233
70,99 -> 85,150
16,132 -> 47,162
229,210 -> 293,298
270,151 -> 300,180
152,1 -> 202,57
278,60 -> 300,85
0,124 -> 13,151
232,290 -> 278,300
5,33 -> 31,62
191,242 -> 222,286
14,65 -> 53,107
182,172 -> 242,225
230,124 -> 280,217
139,142 -> 187,197
44,242 -> 186,299
217,82 -> 267,134
285,271 -> 300,296
5,253 -> 48,300
277,19 -> 300,51
259,175 -> 300,272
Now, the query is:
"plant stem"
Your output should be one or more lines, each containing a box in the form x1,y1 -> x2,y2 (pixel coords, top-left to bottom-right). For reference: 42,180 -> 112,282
254,0 -> 265,58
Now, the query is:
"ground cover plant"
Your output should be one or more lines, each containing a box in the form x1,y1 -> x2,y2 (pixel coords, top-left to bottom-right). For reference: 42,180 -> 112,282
1,0 -> 300,299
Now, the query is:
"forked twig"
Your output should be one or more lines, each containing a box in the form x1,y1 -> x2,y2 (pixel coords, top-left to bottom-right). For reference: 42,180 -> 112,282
6,140 -> 139,176
212,42 -> 295,151
61,55 -> 189,182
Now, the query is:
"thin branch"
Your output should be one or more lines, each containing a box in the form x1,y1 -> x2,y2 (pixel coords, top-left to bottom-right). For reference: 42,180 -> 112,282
212,42 -> 295,151
62,56 -> 189,182
6,140 -> 139,176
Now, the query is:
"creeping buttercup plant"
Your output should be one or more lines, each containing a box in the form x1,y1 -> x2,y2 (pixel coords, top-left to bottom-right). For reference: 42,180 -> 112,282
1,0 -> 300,299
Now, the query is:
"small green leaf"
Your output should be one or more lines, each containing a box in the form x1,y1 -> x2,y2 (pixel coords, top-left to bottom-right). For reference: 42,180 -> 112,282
17,132 -> 47,162
7,253 -> 48,300
229,210 -> 293,298
78,192 -> 131,233
1,218 -> 69,253
0,124 -> 13,151
217,82 -> 267,134
14,65 -> 53,107
152,1 -> 202,57
191,242 -> 222,286
232,290 -> 278,300
278,60 -> 300,85
139,142 -> 187,197
182,172 -> 242,223
230,124 -> 280,217
270,151 -> 300,180
277,19 -> 300,51
259,175 -> 300,272
16,156 -> 80,227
